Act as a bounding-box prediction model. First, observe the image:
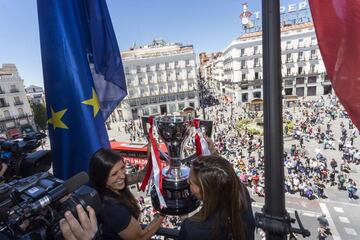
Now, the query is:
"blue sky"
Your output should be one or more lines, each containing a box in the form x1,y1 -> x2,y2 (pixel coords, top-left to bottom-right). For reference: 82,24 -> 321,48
0,0 -> 304,88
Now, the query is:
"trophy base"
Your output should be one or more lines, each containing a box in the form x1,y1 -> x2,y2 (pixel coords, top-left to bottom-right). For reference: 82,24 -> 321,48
150,179 -> 200,215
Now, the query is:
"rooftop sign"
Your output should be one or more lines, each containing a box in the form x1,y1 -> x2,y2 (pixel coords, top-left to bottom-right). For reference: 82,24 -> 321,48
240,1 -> 312,33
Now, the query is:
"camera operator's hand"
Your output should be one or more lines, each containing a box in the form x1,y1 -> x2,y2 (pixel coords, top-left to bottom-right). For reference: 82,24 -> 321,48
59,205 -> 98,240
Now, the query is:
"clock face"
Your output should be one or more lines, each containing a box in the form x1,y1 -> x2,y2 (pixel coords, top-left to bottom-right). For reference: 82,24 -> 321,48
242,17 -> 249,25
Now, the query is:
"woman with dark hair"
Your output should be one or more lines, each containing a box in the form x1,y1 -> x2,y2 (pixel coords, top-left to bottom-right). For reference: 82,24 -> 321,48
89,148 -> 165,240
179,155 -> 255,240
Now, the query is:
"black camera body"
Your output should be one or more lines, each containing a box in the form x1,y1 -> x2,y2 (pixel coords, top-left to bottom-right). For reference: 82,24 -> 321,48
0,133 -> 51,180
0,171 -> 101,239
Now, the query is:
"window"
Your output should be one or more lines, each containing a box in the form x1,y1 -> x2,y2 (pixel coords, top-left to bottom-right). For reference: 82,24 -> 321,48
143,108 -> 150,116
167,74 -> 171,81
136,66 -> 141,73
240,48 -> 245,56
253,92 -> 261,98
241,60 -> 246,68
0,98 -> 6,106
138,77 -> 143,84
286,53 -> 292,62
178,103 -> 185,111
298,67 -> 303,75
152,107 -> 159,114
254,46 -> 258,54
189,102 -> 195,107
254,58 -> 259,67
177,83 -> 183,90
255,72 -> 259,80
311,36 -> 317,45
308,76 -> 317,83
125,67 -> 129,74
165,63 -> 170,69
146,64 -> 150,72
3,110 -> 10,118
186,60 -> 190,66
187,70 -> 192,78
285,79 -> 293,86
148,76 -> 153,82
311,50 -> 317,59
156,63 -> 160,71
18,108 -> 24,115
296,77 -> 305,84
286,40 -> 292,49
287,68 -> 291,75
242,73 -> 246,80
310,65 -> 316,73
298,38 -> 304,48
298,52 -> 304,60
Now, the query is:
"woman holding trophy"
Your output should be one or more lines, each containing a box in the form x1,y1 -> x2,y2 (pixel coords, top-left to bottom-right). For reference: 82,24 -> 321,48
89,148 -> 166,240
179,155 -> 256,240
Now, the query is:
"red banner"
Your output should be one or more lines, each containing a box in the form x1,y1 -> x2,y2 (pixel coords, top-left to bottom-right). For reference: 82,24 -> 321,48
310,0 -> 360,129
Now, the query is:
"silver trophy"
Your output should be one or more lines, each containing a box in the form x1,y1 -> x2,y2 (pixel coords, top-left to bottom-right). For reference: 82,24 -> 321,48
142,115 -> 212,215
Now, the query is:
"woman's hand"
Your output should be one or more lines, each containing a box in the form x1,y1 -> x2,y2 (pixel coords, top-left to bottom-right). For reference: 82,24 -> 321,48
204,135 -> 219,156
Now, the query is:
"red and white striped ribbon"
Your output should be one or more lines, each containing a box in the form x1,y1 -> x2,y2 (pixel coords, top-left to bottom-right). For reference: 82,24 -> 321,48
140,116 -> 166,208
192,119 -> 211,156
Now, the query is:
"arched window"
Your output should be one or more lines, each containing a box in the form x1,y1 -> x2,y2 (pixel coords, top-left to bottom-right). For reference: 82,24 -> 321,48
4,110 -> 10,118
18,108 -> 24,116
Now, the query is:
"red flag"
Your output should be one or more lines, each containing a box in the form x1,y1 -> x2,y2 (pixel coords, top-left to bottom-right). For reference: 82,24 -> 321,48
309,0 -> 360,129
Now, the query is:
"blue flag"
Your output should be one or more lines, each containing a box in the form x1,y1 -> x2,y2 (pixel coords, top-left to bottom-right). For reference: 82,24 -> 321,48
37,0 -> 127,179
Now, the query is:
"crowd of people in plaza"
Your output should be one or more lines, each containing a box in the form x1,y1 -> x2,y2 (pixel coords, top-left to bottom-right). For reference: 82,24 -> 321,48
95,94 -> 360,239
202,95 -> 359,202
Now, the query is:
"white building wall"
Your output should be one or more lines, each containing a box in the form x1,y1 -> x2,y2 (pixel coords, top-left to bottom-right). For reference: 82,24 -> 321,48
0,64 -> 34,131
119,42 -> 199,120
220,23 -> 328,104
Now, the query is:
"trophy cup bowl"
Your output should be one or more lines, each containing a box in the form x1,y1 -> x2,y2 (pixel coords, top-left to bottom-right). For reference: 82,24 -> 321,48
142,115 -> 212,215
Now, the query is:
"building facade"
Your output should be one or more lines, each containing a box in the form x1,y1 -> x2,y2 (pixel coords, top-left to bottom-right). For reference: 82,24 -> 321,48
0,64 -> 34,133
25,85 -> 45,105
119,39 -> 199,120
211,22 -> 330,105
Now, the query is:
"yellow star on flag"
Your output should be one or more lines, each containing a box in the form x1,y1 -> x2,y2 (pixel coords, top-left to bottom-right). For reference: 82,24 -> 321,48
82,88 -> 100,117
48,107 -> 69,130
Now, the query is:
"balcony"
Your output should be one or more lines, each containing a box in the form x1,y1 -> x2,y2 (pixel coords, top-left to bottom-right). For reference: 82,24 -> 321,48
297,57 -> 305,62
14,101 -> 24,106
10,88 -> 20,93
0,89 -> 4,94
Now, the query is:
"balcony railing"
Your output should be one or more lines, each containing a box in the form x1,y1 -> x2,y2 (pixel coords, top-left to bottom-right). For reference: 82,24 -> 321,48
14,101 -> 24,106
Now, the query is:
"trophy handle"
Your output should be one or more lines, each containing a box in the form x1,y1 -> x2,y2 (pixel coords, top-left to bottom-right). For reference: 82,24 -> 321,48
141,116 -> 169,162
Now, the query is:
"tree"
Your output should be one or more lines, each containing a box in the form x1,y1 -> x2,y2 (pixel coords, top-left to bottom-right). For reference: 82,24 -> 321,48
31,103 -> 47,131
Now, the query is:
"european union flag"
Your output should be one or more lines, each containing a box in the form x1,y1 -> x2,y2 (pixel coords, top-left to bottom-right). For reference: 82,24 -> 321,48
37,0 -> 127,179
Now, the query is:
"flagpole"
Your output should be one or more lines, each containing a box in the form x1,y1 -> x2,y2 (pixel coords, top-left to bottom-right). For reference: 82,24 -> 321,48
262,0 -> 286,239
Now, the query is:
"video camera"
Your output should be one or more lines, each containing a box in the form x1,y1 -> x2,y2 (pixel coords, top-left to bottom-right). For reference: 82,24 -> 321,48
0,132 -> 51,180
0,171 -> 101,239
